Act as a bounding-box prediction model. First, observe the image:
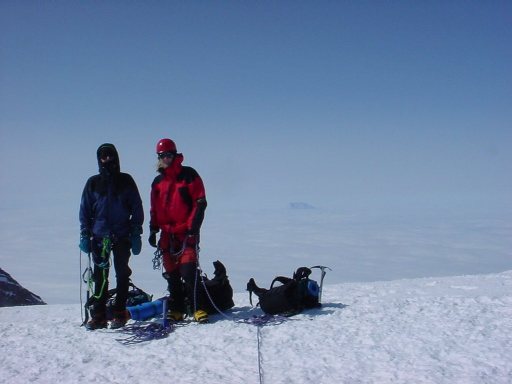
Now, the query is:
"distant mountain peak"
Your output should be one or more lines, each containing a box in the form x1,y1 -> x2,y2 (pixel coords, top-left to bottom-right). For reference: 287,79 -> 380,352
289,202 -> 315,209
0,268 -> 46,307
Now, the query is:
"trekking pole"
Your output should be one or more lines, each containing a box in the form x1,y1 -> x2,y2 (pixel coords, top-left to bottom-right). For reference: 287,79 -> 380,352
311,265 -> 331,303
80,250 -> 93,326
193,240 -> 203,316
79,249 -> 84,325
162,296 -> 169,327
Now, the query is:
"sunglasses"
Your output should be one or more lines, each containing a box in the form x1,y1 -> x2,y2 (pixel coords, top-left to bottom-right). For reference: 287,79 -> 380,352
158,152 -> 175,159
100,151 -> 115,160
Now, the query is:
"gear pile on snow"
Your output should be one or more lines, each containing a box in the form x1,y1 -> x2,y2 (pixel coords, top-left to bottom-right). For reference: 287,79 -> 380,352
198,260 -> 235,314
247,267 -> 322,316
84,281 -> 152,322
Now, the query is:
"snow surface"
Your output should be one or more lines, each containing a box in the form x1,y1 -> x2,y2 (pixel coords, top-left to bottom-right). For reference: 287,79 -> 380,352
1,270 -> 511,384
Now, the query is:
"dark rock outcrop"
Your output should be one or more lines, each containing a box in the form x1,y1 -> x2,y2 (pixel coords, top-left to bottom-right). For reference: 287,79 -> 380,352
0,268 -> 46,307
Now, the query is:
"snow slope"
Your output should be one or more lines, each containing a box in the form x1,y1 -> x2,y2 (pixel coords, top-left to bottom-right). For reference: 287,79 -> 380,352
1,270 -> 511,384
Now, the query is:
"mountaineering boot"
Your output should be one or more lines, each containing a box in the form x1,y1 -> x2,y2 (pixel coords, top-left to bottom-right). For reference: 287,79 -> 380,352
166,310 -> 184,322
85,317 -> 108,331
110,310 -> 129,329
193,309 -> 208,324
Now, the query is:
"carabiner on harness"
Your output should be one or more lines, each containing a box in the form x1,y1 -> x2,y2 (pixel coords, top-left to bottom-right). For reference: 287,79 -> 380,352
152,247 -> 163,270
95,236 -> 112,269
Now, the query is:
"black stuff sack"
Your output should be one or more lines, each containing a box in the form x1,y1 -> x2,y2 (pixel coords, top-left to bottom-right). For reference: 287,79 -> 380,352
246,267 -> 321,316
198,260 -> 235,314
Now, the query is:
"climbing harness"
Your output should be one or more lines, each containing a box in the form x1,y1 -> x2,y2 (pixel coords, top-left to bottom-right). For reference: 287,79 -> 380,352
151,236 -> 188,271
171,236 -> 188,258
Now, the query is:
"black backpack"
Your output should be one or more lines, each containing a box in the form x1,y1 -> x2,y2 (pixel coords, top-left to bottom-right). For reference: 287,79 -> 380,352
246,267 -> 321,316
197,260 -> 235,314
86,282 -> 153,321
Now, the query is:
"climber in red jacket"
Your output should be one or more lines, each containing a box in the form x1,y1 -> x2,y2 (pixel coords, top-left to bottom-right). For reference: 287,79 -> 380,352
148,138 -> 208,323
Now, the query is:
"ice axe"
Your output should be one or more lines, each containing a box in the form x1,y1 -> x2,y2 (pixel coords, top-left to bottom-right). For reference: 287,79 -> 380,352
311,265 -> 332,303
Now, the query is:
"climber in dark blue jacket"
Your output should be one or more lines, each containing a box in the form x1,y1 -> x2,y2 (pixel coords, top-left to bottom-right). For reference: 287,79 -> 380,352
79,143 -> 144,330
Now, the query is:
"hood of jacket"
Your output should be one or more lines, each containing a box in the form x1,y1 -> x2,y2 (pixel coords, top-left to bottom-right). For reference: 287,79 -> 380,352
97,143 -> 120,176
158,153 -> 184,177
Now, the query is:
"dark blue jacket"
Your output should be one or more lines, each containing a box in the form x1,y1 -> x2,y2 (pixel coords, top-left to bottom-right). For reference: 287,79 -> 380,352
79,144 -> 144,239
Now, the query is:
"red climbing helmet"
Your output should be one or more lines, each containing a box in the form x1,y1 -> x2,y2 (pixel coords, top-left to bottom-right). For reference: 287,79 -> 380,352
156,138 -> 177,154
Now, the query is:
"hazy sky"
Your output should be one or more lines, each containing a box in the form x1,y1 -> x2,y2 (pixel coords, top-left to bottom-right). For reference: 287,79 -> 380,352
1,1 -> 511,215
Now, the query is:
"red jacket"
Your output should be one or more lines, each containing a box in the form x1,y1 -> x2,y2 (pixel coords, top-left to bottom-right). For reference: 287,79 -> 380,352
150,154 -> 207,235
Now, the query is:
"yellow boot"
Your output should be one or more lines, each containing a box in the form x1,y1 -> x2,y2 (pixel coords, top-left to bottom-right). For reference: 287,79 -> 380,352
193,309 -> 208,324
167,310 -> 184,322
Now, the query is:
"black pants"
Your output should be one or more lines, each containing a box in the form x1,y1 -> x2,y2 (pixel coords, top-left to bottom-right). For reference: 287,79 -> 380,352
91,236 -> 132,318
163,262 -> 205,314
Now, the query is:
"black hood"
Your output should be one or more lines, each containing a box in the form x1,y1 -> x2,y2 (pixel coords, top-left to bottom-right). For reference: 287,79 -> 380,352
96,143 -> 120,175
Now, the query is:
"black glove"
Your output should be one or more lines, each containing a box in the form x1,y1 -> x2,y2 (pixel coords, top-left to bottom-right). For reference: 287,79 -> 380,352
148,229 -> 158,248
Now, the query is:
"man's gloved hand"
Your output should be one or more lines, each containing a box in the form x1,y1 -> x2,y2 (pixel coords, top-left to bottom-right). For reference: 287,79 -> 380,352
131,235 -> 142,255
79,230 -> 91,253
130,226 -> 143,255
148,229 -> 159,248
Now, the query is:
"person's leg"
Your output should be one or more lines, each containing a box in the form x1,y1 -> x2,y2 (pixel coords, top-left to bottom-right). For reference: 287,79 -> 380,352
111,237 -> 132,312
161,232 -> 186,319
109,237 -> 132,329
180,248 -> 207,323
86,238 -> 110,330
